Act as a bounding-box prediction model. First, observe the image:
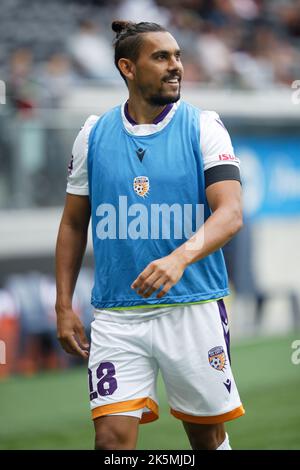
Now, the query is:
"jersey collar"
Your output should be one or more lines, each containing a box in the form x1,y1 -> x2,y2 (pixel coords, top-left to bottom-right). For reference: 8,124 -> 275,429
121,100 -> 180,136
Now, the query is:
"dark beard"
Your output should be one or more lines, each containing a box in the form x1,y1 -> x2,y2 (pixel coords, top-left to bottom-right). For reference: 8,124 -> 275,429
147,90 -> 181,106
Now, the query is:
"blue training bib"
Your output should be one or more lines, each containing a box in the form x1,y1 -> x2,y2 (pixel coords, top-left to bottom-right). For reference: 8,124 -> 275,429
87,101 -> 229,308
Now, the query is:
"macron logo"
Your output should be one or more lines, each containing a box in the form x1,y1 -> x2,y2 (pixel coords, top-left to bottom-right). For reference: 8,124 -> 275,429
222,320 -> 230,335
223,379 -> 231,393
136,148 -> 146,163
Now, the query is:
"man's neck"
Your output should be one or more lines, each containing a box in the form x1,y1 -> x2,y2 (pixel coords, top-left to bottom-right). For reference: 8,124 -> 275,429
126,97 -> 172,125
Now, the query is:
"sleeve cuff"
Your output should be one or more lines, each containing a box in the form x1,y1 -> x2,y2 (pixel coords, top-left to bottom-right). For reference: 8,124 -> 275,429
66,185 -> 89,196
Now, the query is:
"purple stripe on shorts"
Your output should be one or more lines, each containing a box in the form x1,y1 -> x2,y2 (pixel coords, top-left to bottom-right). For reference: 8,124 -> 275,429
124,101 -> 173,126
217,299 -> 231,364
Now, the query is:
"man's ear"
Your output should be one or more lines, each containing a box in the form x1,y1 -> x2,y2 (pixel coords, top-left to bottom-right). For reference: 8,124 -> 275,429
118,58 -> 135,82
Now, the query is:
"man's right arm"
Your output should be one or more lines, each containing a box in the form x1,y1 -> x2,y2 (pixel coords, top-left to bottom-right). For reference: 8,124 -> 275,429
55,193 -> 91,359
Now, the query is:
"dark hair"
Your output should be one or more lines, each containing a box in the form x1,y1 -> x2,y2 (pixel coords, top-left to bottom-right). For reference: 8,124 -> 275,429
112,20 -> 167,82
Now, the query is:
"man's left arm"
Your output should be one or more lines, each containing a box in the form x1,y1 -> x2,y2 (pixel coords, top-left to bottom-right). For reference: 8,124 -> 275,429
132,180 -> 243,299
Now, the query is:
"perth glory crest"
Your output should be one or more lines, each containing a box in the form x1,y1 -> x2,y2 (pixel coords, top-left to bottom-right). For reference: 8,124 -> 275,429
133,176 -> 150,198
208,346 -> 227,371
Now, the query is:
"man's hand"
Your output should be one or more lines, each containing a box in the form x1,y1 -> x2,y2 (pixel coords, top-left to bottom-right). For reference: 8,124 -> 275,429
56,308 -> 90,359
131,253 -> 187,299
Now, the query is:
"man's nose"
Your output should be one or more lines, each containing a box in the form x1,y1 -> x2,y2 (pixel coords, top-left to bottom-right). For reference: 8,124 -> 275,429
168,56 -> 181,72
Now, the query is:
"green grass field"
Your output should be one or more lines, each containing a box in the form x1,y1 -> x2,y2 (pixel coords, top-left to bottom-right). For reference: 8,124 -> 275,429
1,332 -> 300,450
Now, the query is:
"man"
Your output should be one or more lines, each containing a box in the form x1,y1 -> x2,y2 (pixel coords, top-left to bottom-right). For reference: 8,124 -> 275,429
55,21 -> 245,450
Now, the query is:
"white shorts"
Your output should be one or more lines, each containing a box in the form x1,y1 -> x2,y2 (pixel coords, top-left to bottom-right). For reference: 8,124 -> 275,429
88,300 -> 245,424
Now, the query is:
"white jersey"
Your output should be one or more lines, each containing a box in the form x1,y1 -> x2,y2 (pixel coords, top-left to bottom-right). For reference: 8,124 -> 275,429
67,101 -> 240,196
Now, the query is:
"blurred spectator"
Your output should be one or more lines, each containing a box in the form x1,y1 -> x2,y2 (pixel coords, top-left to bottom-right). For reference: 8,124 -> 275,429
116,0 -> 170,25
195,23 -> 234,85
181,55 -> 205,83
276,0 -> 300,39
6,48 -> 38,114
232,24 -> 300,89
231,29 -> 276,89
67,19 -> 119,81
1,0 -> 299,92
36,52 -> 77,108
230,0 -> 261,21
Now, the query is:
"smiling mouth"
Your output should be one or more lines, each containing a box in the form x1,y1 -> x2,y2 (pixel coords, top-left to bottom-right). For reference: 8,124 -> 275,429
164,77 -> 180,85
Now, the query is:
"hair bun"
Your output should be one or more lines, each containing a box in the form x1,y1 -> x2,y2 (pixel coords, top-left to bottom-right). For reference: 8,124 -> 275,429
112,20 -> 134,36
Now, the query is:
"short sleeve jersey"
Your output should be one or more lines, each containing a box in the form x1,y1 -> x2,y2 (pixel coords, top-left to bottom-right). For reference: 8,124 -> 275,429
67,102 -> 239,195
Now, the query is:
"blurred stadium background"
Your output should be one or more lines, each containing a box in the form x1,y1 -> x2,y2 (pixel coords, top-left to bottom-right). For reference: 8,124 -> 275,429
0,0 -> 300,450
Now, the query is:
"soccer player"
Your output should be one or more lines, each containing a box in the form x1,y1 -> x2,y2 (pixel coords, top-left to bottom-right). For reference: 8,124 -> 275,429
55,21 -> 245,450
